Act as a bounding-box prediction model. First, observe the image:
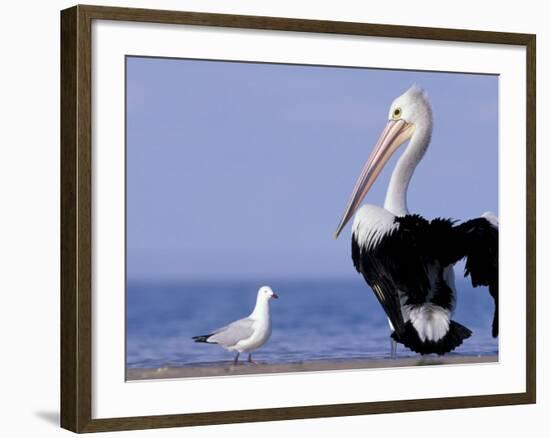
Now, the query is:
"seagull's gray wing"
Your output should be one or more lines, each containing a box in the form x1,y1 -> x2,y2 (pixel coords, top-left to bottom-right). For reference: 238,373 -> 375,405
208,317 -> 255,347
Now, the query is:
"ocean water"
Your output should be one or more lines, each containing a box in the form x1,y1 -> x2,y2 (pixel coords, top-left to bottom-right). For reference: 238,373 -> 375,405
126,277 -> 498,368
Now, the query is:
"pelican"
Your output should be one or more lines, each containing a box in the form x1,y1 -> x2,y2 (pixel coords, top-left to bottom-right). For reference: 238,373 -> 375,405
334,85 -> 498,357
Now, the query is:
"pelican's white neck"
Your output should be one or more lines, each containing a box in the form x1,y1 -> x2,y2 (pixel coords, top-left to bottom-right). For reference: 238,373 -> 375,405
250,294 -> 270,320
384,122 -> 432,216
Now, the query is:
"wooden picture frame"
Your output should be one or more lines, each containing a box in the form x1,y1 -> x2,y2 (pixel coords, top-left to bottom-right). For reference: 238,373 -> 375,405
61,4 -> 536,433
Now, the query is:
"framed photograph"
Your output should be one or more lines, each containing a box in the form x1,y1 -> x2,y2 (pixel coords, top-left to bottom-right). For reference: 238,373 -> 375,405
60,4 -> 536,433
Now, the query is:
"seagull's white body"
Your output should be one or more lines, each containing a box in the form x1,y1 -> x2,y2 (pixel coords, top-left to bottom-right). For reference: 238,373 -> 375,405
193,286 -> 278,364
232,319 -> 272,354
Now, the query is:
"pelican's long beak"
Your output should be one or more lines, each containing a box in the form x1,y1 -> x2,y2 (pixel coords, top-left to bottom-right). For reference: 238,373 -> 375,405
333,119 -> 415,239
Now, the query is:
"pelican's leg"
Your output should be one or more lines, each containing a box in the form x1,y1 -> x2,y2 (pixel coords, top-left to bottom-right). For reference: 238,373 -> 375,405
247,353 -> 258,365
387,319 -> 397,359
233,352 -> 240,365
390,338 -> 398,360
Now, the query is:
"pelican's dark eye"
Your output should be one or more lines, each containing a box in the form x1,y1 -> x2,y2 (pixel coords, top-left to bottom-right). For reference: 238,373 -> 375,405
392,107 -> 402,119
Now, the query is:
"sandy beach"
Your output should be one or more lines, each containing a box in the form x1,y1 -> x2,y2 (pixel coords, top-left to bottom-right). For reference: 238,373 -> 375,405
126,355 -> 497,381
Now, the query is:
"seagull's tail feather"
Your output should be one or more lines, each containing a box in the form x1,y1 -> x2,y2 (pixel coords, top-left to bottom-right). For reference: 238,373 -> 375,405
392,320 -> 472,355
192,334 -> 216,343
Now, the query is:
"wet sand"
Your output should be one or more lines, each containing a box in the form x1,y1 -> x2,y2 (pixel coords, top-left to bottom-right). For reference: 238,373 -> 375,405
126,355 -> 498,381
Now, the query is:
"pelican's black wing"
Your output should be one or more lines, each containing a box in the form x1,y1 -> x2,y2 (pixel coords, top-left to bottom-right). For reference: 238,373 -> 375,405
451,218 -> 499,337
351,215 -> 456,338
352,214 -> 498,339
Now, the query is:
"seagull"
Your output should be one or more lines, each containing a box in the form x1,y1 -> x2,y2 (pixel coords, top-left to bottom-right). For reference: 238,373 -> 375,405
192,286 -> 279,364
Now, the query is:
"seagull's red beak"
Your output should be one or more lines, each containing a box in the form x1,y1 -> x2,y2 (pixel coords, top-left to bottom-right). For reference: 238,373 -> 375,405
271,293 -> 279,299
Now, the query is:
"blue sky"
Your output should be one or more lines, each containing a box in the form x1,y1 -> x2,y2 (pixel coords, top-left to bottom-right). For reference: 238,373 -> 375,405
126,57 -> 498,280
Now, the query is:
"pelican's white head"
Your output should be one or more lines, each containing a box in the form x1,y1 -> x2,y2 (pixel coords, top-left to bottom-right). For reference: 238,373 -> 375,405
388,85 -> 432,133
258,286 -> 279,300
334,85 -> 433,237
